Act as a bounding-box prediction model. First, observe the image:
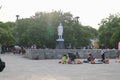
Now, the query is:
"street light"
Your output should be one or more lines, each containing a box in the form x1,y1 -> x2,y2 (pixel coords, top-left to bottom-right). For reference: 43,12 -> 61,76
75,16 -> 80,23
16,15 -> 19,21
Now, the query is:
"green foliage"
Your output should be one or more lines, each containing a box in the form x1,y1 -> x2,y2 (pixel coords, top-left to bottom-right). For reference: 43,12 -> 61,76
0,22 -> 15,46
0,11 -> 98,49
110,27 -> 120,48
98,13 -> 120,48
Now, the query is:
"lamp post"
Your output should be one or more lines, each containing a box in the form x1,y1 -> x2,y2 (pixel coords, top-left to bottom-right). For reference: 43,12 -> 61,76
16,15 -> 19,21
75,16 -> 80,23
15,15 -> 20,44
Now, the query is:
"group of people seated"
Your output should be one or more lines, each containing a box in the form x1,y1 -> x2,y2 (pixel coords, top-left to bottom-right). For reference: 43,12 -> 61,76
59,52 -> 110,64
59,52 -> 83,64
83,53 -> 109,64
59,48 -> 120,64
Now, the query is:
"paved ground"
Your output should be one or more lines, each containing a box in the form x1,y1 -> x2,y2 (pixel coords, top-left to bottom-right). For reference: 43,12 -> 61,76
0,53 -> 120,80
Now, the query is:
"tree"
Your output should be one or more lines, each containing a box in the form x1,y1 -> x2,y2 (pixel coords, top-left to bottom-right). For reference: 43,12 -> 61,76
110,27 -> 120,48
13,11 -> 97,48
0,22 -> 15,52
98,13 -> 120,48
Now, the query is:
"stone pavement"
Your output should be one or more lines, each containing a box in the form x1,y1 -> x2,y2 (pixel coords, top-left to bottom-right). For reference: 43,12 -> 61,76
0,53 -> 120,80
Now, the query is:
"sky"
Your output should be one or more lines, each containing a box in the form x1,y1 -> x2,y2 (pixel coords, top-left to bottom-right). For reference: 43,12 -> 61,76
0,0 -> 120,29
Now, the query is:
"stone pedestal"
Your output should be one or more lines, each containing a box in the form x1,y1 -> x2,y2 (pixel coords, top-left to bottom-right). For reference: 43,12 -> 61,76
56,39 -> 65,49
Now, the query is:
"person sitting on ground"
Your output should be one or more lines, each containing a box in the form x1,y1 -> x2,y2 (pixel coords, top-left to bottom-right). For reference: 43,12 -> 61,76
71,54 -> 76,62
74,52 -> 82,64
83,53 -> 95,63
87,54 -> 94,62
61,55 -> 68,64
67,53 -> 76,63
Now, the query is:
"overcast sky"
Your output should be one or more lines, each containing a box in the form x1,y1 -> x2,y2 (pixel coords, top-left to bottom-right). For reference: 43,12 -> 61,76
0,0 -> 120,29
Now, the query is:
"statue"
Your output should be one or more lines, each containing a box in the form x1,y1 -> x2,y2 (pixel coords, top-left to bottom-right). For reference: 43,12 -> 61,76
58,23 -> 63,39
56,23 -> 64,49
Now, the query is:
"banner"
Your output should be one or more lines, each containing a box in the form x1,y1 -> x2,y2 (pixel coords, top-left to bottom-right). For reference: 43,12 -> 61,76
118,42 -> 120,50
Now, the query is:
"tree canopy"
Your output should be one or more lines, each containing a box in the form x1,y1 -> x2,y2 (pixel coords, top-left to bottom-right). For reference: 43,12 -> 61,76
0,22 -> 15,47
0,11 -> 98,49
98,13 -> 120,48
